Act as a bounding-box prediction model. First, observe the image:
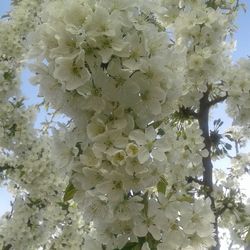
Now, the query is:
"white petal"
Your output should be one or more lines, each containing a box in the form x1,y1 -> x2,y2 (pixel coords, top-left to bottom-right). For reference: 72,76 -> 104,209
148,100 -> 161,115
145,126 -> 157,141
149,225 -> 161,240
138,147 -> 150,164
151,149 -> 167,161
129,130 -> 146,145
133,223 -> 148,237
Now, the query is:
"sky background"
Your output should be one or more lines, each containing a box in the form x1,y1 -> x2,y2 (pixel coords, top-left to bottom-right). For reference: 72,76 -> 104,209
0,0 -> 250,224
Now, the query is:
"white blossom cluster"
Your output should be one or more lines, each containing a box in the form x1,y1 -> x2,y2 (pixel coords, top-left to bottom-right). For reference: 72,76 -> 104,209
225,59 -> 250,126
0,0 -> 250,249
27,0 -> 217,249
0,1 -> 85,249
172,0 -> 234,108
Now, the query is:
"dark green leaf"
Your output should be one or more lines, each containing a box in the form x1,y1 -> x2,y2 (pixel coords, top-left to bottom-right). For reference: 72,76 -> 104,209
63,183 -> 76,202
120,242 -> 139,250
57,202 -> 69,211
2,244 -> 12,250
157,128 -> 165,136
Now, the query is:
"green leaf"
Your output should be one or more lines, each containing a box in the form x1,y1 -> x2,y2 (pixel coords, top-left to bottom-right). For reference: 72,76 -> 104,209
3,71 -> 13,81
2,244 -> 12,250
142,191 -> 149,215
157,177 -> 167,194
120,242 -> 139,250
57,202 -> 69,211
157,128 -> 165,136
178,195 -> 193,203
63,183 -> 76,202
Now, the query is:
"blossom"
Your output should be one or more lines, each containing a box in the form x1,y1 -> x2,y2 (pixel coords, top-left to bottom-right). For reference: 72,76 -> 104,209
3,0 -> 248,249
129,126 -> 169,163
96,171 -> 126,201
53,52 -> 91,90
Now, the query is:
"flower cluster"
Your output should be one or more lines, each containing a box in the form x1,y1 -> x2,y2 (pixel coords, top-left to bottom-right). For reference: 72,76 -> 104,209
27,0 -> 217,249
1,0 -> 250,249
226,59 -> 250,126
172,0 -> 234,108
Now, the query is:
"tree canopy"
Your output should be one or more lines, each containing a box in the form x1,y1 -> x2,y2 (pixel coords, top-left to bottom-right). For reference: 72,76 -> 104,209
0,0 -> 250,249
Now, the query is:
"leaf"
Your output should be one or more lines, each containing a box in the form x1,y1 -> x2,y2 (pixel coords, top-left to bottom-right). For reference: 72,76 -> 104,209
157,177 -> 167,194
142,191 -> 149,215
213,119 -> 223,129
57,202 -> 69,211
3,71 -> 13,81
120,242 -> 139,250
157,128 -> 165,136
225,143 -> 232,150
177,195 -> 193,203
63,182 -> 76,202
225,134 -> 234,142
2,244 -> 12,250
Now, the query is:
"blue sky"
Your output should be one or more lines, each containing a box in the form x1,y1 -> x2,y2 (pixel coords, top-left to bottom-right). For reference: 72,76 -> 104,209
0,1 -> 11,16
234,1 -> 250,59
0,1 -> 250,216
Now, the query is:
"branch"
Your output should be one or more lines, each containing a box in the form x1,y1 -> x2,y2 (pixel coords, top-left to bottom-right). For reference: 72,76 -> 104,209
209,93 -> 228,107
186,176 -> 204,185
1,13 -> 10,19
216,205 -> 228,216
187,109 -> 199,119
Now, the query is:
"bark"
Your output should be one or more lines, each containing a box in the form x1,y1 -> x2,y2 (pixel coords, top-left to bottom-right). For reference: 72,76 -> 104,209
198,89 -> 220,250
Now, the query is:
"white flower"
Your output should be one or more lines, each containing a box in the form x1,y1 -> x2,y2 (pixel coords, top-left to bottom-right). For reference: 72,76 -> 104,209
126,143 -> 139,158
73,167 -> 103,191
179,199 -> 215,238
63,1 -> 91,28
92,129 -> 128,158
96,171 -> 126,201
80,148 -> 102,168
108,149 -> 127,167
123,32 -> 146,70
125,157 -> 148,176
133,73 -> 166,116
87,118 -> 106,141
133,208 -> 161,240
114,196 -> 143,221
53,52 -> 91,90
82,195 -> 110,223
129,126 -> 169,163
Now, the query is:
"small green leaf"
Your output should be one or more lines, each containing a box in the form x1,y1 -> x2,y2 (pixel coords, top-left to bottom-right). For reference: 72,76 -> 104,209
120,242 -> 139,250
157,177 -> 167,194
178,195 -> 193,203
57,202 -> 69,211
63,183 -> 76,202
157,128 -> 165,136
3,71 -> 13,81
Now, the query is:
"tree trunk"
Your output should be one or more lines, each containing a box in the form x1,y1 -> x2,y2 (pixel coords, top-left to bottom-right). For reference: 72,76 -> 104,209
198,89 -> 220,250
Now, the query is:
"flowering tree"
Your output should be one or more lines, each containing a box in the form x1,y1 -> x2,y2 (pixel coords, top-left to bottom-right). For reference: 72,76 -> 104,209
0,0 -> 250,249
